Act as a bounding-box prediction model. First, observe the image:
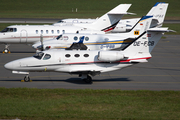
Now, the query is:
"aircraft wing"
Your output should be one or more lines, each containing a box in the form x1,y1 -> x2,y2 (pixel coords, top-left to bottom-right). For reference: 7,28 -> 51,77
55,67 -> 101,76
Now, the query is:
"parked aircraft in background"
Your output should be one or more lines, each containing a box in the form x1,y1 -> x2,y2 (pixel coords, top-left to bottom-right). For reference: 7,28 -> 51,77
32,16 -> 153,51
4,19 -> 172,83
53,2 -> 168,33
54,18 -> 140,33
0,4 -> 132,53
33,2 -> 168,51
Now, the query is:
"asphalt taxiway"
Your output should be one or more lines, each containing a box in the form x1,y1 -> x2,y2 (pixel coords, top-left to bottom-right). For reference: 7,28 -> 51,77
0,35 -> 180,90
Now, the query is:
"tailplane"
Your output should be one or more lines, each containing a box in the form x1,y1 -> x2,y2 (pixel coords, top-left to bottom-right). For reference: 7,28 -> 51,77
123,27 -> 170,60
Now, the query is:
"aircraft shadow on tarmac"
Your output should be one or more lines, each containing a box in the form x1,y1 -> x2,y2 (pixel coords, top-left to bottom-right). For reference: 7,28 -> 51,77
0,78 -> 131,85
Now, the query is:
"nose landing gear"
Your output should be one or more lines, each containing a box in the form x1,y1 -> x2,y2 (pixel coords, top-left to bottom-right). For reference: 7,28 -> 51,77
24,75 -> 30,82
2,44 -> 11,54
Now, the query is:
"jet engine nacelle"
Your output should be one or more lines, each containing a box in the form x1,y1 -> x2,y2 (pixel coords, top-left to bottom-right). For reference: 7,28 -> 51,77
98,51 -> 124,62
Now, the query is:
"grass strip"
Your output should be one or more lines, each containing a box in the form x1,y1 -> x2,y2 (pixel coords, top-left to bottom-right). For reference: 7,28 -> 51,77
0,88 -> 180,120
0,0 -> 180,19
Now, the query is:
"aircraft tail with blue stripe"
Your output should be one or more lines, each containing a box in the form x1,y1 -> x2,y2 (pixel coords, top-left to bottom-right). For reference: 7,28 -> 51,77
126,15 -> 153,37
146,2 -> 168,27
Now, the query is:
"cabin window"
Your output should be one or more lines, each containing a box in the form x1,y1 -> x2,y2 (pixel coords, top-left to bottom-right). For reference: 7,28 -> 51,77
85,37 -> 89,41
33,52 -> 44,60
36,30 -> 38,34
65,54 -> 71,58
74,54 -> 80,57
74,36 -> 78,41
84,54 -> 89,57
57,30 -> 60,34
43,54 -> 51,60
46,30 -> 48,34
52,30 -> 54,34
41,30 -> 43,34
14,28 -> 17,32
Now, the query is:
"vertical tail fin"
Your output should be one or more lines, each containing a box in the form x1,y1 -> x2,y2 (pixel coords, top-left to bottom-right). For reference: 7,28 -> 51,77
127,16 -> 153,37
147,2 -> 169,27
123,27 -> 169,60
126,2 -> 168,36
81,4 -> 132,32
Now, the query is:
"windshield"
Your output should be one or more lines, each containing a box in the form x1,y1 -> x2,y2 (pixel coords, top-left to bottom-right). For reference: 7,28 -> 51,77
56,34 -> 63,40
43,54 -> 51,60
33,52 -> 44,60
57,20 -> 65,23
1,28 -> 17,32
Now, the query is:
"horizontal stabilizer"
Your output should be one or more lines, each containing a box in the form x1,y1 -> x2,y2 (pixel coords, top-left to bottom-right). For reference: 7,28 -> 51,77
147,27 -> 173,32
130,59 -> 148,63
108,12 -> 136,15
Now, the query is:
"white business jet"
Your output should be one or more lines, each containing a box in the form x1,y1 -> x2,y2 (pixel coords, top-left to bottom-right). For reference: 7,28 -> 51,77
4,17 -> 172,84
33,2 -> 168,51
53,2 -> 168,33
33,16 -> 152,51
0,4 -> 132,53
54,18 -> 140,33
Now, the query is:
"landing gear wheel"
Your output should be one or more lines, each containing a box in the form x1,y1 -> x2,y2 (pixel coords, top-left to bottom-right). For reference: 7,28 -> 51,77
3,44 -> 10,54
24,76 -> 30,82
3,48 -> 10,54
83,75 -> 92,84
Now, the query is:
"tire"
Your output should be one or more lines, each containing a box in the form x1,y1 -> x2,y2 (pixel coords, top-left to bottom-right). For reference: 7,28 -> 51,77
83,75 -> 92,84
24,76 -> 30,82
3,49 -> 9,54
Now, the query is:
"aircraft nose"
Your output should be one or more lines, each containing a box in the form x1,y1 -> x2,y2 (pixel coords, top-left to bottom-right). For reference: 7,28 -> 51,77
32,43 -> 39,49
4,61 -> 14,70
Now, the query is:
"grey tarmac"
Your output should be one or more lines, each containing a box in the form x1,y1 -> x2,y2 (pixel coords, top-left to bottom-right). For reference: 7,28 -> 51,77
0,35 -> 180,90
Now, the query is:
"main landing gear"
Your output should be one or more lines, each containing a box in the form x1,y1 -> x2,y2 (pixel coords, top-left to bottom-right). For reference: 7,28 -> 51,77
80,74 -> 92,84
2,44 -> 11,54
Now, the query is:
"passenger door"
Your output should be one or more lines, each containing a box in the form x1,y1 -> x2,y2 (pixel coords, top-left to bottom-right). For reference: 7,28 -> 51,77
20,30 -> 27,43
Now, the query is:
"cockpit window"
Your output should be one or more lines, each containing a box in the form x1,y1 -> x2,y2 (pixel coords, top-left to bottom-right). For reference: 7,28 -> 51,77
1,28 -> 17,32
43,54 -> 51,60
57,20 -> 65,23
56,34 -> 63,40
33,52 -> 44,60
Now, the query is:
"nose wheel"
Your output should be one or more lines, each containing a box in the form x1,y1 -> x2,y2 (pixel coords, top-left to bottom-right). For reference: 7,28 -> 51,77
24,75 -> 30,82
3,44 -> 11,54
